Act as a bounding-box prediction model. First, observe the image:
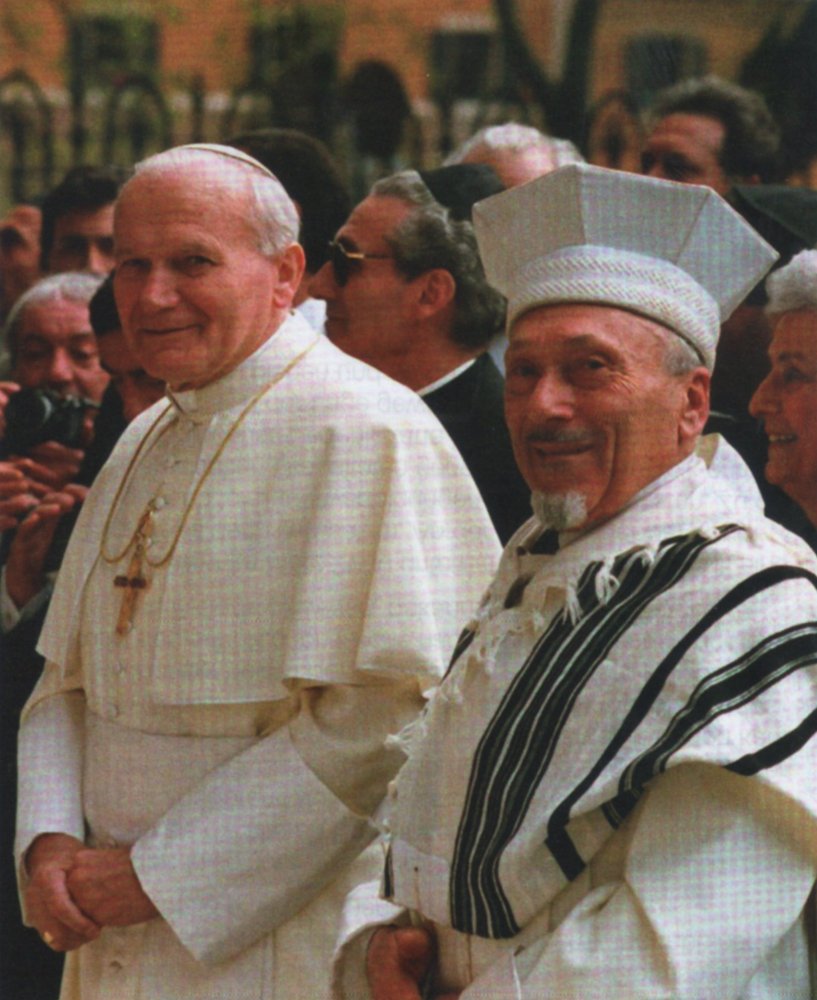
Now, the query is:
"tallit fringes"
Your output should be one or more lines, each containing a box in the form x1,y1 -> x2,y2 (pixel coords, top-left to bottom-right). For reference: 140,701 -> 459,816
594,558 -> 620,604
440,670 -> 467,704
636,543 -> 659,567
530,609 -> 548,633
385,710 -> 428,757
564,583 -> 583,624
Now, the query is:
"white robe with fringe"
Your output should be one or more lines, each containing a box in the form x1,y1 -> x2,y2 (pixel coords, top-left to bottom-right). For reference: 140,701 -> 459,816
334,439 -> 817,999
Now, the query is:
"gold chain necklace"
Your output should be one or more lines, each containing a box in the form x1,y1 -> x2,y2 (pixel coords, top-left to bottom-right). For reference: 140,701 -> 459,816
100,338 -> 318,633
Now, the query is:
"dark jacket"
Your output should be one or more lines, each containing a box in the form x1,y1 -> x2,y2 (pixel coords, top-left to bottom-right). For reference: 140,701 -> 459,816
423,353 -> 530,545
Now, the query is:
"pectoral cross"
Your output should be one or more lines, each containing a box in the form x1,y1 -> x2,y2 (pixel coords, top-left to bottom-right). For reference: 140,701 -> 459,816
114,506 -> 154,636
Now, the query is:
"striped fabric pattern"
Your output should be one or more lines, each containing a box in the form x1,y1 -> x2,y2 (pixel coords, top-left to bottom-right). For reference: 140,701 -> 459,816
449,526 -> 817,939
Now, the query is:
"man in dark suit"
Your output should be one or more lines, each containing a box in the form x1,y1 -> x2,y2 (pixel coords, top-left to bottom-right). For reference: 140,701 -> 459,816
311,164 -> 531,543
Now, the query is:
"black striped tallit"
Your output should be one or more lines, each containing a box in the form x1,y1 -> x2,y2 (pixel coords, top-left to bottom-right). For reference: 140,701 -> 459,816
448,527 -> 817,939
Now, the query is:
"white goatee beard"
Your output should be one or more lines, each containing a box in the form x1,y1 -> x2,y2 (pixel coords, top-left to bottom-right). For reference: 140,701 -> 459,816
531,491 -> 588,532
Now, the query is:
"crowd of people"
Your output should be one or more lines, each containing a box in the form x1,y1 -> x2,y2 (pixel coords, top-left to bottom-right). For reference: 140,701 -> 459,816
2,75 -> 817,999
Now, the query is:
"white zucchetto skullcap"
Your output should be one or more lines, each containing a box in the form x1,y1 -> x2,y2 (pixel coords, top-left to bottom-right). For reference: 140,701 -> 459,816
472,163 -> 778,370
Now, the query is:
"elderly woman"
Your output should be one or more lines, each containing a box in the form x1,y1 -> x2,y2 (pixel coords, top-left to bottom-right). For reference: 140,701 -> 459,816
750,249 -> 817,528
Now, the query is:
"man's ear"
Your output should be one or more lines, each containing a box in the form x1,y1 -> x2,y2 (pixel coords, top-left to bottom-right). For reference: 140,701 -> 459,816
414,268 -> 456,321
678,367 -> 710,447
271,243 -> 306,309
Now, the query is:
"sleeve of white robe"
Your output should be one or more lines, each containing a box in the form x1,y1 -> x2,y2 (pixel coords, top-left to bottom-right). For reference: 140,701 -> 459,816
16,691 -> 86,856
15,662 -> 86,907
131,678 -> 425,965
460,763 -> 817,999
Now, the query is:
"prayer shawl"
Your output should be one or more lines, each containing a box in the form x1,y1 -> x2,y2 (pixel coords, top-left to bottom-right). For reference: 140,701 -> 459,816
374,441 -> 817,995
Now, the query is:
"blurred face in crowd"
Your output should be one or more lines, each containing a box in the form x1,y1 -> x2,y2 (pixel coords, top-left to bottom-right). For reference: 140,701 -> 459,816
97,328 -> 166,422
0,206 -> 42,314
504,303 -> 708,529
113,160 -> 302,391
48,204 -> 116,275
641,113 -> 731,195
750,310 -> 817,517
311,195 -> 418,365
13,297 -> 109,402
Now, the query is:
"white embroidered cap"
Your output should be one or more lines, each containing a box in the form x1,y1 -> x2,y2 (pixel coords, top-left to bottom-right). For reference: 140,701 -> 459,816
472,163 -> 778,370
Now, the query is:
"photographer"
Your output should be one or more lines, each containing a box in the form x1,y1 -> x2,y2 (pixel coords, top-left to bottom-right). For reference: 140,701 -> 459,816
1,273 -> 164,1000
0,272 -> 107,530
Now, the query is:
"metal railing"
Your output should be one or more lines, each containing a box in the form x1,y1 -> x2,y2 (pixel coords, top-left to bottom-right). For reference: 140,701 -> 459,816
0,68 -> 642,211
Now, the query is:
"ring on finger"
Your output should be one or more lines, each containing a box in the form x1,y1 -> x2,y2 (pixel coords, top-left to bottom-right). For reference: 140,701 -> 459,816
42,930 -> 55,946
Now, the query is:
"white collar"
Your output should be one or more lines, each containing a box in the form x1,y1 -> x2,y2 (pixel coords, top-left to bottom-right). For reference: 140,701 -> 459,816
418,358 -> 477,397
167,311 -> 315,421
521,436 -> 765,562
296,297 -> 327,333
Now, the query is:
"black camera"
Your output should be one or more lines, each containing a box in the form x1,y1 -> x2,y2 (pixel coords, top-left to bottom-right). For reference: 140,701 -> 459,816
3,387 -> 96,453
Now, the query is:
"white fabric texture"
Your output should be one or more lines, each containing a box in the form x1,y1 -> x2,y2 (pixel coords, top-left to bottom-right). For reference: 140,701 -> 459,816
334,437 -> 817,999
16,311 -> 501,999
472,163 -> 778,368
36,313 -> 499,701
505,246 -> 719,368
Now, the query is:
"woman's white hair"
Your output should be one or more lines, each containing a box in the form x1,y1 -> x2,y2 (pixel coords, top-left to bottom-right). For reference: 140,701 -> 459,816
129,145 -> 299,257
765,249 -> 817,318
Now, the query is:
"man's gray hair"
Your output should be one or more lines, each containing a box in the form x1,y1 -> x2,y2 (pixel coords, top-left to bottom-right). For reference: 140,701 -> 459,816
445,123 -> 583,169
1,271 -> 104,376
370,170 -> 506,349
128,146 -> 299,257
663,332 -> 704,376
765,250 -> 817,318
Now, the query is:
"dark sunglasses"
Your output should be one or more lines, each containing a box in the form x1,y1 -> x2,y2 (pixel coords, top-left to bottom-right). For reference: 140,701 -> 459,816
327,240 -> 393,286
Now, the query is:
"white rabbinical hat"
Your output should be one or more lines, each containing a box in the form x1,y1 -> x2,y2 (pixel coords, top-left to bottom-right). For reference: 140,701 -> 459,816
472,163 -> 778,370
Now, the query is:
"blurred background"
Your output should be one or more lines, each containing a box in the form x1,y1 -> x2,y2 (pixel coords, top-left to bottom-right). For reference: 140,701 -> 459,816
0,0 -> 815,209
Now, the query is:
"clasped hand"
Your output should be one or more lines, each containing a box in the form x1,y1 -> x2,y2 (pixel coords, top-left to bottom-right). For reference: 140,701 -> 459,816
367,926 -> 460,1000
25,834 -> 159,952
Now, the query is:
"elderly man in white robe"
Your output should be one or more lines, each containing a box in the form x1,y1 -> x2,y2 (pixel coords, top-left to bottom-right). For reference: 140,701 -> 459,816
14,144 -> 501,1000
334,165 -> 817,999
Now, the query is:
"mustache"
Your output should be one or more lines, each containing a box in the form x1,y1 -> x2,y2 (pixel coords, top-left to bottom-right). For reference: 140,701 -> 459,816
525,427 -> 597,446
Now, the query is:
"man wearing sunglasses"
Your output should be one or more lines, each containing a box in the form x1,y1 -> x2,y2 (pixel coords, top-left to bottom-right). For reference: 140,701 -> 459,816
311,165 -> 531,544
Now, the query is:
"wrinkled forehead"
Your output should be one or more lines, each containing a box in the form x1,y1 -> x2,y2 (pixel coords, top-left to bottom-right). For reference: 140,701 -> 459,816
339,194 -> 413,245
647,113 -> 726,156
14,298 -> 92,355
113,165 -> 260,254
507,301 -> 673,355
770,309 -> 817,359
119,157 -> 251,212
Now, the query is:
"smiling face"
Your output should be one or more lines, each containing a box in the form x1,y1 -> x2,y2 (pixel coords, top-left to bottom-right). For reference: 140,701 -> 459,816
113,163 -> 302,391
504,304 -> 709,529
641,113 -> 730,194
750,310 -> 817,514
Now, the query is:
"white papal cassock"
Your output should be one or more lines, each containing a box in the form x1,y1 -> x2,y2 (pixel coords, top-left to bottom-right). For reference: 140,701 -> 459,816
334,438 -> 817,999
15,312 -> 501,999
